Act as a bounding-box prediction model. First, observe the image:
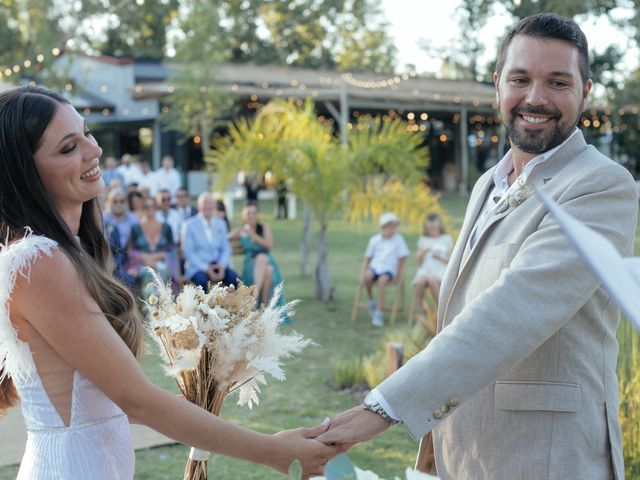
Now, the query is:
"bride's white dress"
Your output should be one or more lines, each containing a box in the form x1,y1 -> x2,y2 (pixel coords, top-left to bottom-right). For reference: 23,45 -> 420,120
0,234 -> 134,479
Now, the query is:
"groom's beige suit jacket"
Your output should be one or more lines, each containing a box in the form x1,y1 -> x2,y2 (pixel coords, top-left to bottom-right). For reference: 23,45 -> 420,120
377,131 -> 637,480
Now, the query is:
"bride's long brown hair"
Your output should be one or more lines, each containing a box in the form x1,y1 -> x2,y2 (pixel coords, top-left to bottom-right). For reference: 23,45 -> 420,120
0,86 -> 142,416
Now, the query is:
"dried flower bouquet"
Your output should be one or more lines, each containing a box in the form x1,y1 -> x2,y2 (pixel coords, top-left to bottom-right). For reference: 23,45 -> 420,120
144,271 -> 313,480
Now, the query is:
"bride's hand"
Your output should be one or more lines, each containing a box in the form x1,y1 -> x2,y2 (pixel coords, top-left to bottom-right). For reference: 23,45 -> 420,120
268,424 -> 341,479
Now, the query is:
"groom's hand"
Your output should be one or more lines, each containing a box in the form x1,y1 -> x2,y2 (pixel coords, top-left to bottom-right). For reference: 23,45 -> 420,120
314,405 -> 390,448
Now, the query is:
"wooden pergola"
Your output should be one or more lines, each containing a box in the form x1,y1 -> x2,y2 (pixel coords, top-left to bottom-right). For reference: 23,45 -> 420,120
133,62 -> 499,193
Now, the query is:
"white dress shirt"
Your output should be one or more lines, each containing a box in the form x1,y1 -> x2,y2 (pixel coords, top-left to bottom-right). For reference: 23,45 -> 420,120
155,208 -> 182,244
470,128 -> 580,248
154,167 -> 181,200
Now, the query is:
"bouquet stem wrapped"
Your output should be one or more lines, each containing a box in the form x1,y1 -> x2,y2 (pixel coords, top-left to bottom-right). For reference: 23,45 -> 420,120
144,271 -> 312,480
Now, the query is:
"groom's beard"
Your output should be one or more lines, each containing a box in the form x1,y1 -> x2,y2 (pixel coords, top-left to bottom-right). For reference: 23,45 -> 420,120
505,105 -> 580,154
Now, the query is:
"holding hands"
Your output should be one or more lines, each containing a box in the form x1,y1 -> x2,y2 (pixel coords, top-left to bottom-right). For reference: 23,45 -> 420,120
268,407 -> 389,478
314,405 -> 390,451
269,423 -> 343,479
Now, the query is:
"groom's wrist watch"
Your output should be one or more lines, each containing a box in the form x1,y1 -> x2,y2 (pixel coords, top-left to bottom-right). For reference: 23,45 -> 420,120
363,393 -> 400,425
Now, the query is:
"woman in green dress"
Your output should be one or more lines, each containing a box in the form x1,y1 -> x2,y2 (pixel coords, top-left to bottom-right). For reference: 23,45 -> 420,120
229,203 -> 288,320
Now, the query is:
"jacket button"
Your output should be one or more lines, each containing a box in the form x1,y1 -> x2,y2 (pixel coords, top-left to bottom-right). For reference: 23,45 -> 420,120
433,409 -> 443,419
441,404 -> 450,413
449,398 -> 460,407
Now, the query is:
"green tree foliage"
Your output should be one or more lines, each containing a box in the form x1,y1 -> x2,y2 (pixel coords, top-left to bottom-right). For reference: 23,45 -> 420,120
503,0 -> 617,20
590,44 -> 625,94
419,0 -> 494,81
218,0 -> 396,72
0,0 -> 69,86
456,0 -> 493,81
218,0 -> 278,64
327,0 -> 396,73
611,68 -> 640,174
79,0 -> 178,59
160,0 -> 233,154
348,116 -> 429,187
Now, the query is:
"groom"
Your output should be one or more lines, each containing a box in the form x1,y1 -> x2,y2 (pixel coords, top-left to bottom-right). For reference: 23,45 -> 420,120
317,13 -> 637,480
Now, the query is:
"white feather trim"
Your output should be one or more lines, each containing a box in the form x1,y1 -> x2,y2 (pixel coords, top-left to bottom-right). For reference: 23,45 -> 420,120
0,233 -> 58,383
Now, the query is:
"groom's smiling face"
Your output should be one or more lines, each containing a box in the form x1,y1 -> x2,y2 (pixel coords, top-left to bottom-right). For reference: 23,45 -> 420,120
493,35 -> 592,160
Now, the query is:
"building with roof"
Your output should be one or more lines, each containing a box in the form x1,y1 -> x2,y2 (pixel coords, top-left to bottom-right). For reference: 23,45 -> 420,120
49,53 -> 502,194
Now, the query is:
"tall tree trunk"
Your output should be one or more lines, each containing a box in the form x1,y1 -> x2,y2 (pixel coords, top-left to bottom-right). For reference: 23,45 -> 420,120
315,219 -> 330,301
300,204 -> 312,277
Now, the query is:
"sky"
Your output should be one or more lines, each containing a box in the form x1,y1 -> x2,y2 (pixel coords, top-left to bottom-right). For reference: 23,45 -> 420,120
380,1 -> 638,77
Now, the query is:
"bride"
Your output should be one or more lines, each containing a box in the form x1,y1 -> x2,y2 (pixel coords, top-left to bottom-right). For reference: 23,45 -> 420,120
0,86 -> 337,479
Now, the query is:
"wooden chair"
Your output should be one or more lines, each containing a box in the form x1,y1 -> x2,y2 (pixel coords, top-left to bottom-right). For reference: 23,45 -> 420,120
230,237 -> 245,257
408,286 -> 438,333
351,267 -> 406,325
415,432 -> 438,475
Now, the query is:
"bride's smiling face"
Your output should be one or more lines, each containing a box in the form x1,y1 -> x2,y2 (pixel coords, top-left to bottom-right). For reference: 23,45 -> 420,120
34,103 -> 104,214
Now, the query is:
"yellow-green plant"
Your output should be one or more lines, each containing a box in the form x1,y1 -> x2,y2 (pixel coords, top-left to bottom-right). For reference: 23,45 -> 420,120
348,116 -> 429,188
331,357 -> 367,390
362,352 -> 387,389
348,178 -> 455,235
345,116 -> 450,234
619,368 -> 640,478
617,316 -> 640,477
358,323 -> 435,390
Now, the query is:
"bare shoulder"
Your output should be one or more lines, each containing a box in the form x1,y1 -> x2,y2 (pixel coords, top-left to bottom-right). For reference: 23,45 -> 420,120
16,246 -> 77,287
11,247 -> 87,319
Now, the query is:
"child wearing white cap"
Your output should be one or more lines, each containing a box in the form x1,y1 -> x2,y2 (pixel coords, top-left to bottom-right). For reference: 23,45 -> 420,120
361,212 -> 409,326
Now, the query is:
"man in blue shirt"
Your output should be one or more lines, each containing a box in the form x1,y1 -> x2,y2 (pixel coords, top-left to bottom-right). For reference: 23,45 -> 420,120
182,192 -> 239,290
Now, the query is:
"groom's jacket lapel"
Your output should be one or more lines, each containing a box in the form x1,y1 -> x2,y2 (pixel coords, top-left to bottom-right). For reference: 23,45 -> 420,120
439,131 -> 590,331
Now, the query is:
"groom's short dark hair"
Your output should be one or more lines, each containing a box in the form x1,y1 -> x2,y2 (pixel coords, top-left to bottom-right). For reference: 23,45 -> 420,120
495,12 -> 590,84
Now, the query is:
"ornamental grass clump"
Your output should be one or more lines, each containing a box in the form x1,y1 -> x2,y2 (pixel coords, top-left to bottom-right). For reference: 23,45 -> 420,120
144,270 -> 313,480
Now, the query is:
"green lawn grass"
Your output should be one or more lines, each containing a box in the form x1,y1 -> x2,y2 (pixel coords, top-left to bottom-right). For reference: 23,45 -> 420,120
0,192 -> 637,479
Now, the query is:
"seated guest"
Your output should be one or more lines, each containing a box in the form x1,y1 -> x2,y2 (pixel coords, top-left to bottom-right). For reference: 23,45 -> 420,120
104,188 -> 138,250
105,221 -> 135,290
412,213 -> 453,305
229,203 -> 286,309
101,156 -> 125,189
216,199 -> 231,231
155,189 -> 182,244
361,212 -> 409,327
126,197 -> 180,297
127,190 -> 145,221
176,187 -> 197,223
182,192 -> 239,291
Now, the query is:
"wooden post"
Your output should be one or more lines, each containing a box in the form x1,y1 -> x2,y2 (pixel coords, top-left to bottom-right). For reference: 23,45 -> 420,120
386,342 -> 403,375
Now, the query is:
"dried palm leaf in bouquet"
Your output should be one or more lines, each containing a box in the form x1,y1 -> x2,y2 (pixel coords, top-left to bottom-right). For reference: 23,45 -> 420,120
144,270 -> 313,480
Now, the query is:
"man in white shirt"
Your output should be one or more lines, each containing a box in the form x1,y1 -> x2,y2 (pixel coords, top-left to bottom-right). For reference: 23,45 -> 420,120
116,153 -> 143,187
155,155 -> 181,202
175,187 -> 197,223
138,159 -> 158,197
155,189 -> 182,244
